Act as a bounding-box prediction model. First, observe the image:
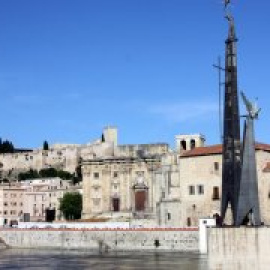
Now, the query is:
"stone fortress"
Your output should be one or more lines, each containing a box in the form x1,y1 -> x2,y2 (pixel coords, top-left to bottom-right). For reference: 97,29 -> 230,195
1,126 -> 270,227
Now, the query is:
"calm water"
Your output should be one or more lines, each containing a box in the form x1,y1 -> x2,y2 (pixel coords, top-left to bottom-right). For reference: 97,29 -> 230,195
0,249 -> 208,270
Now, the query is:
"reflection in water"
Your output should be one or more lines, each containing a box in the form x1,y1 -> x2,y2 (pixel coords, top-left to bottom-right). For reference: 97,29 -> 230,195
2,249 -> 269,269
209,256 -> 270,270
0,249 -> 208,270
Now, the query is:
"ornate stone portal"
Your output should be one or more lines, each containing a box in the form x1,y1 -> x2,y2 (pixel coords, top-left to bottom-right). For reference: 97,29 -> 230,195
132,176 -> 149,215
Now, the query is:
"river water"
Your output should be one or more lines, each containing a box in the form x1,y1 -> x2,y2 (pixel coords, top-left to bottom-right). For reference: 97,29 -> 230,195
1,249 -> 269,269
0,249 -> 208,269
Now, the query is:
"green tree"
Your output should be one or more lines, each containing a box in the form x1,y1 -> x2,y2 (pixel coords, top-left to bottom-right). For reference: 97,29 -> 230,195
18,169 -> 39,180
59,192 -> 82,220
57,170 -> 73,180
43,140 -> 49,151
39,168 -> 57,178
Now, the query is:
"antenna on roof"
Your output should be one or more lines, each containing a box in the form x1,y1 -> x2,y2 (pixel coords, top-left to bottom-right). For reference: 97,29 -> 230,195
213,56 -> 225,143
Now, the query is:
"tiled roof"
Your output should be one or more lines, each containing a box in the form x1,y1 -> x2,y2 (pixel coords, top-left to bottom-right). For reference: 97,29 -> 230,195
181,142 -> 270,158
181,144 -> 222,157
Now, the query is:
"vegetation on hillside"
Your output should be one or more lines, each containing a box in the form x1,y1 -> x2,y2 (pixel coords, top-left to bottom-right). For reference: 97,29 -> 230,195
0,138 -> 15,153
18,167 -> 82,183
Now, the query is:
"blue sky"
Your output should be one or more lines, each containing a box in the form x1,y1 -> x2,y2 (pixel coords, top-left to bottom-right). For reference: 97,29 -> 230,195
0,0 -> 270,149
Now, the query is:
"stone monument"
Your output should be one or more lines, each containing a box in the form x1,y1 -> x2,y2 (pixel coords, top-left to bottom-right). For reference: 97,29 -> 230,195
220,0 -> 261,226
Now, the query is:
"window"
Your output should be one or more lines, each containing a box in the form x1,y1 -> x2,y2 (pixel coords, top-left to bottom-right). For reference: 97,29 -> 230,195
167,213 -> 171,220
4,211 -> 7,215
189,185 -> 195,195
198,185 -> 204,195
136,171 -> 144,176
94,172 -> 99,179
187,217 -> 191,227
113,172 -> 118,178
214,162 -> 219,171
190,139 -> 196,149
212,186 -> 220,200
181,140 -> 187,151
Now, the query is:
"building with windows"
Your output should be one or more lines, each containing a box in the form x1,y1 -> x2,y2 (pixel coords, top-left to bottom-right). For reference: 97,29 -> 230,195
81,132 -> 203,225
82,130 -> 270,227
0,185 -> 26,225
179,143 -> 270,226
0,178 -> 82,225
21,178 -> 82,221
82,143 -> 169,220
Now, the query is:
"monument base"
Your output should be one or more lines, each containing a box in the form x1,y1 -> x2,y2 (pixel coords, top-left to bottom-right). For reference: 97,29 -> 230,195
207,227 -> 270,269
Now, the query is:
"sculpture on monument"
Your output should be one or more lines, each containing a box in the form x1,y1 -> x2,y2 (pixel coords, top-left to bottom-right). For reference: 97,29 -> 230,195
235,93 -> 261,226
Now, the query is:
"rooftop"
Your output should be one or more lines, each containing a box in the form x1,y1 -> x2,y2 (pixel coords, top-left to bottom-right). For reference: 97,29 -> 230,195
181,143 -> 270,158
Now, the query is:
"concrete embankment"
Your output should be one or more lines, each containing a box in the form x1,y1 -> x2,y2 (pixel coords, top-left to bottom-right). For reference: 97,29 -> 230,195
0,228 -> 199,252
207,227 -> 270,269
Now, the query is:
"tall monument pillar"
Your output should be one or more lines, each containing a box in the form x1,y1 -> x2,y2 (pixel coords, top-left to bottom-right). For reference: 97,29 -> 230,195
221,3 -> 242,224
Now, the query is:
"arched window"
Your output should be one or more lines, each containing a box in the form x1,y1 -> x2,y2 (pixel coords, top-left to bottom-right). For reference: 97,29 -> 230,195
187,217 -> 191,227
181,140 -> 187,151
190,139 -> 196,149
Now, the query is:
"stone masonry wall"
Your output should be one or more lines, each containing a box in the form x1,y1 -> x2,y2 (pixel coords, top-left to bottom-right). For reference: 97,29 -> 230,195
0,228 -> 198,252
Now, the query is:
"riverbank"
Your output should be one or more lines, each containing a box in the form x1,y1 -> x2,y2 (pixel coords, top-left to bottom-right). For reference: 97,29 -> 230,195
0,228 -> 199,252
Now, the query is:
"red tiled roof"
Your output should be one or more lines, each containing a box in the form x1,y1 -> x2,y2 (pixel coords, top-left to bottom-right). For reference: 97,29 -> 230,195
181,144 -> 222,157
181,142 -> 270,158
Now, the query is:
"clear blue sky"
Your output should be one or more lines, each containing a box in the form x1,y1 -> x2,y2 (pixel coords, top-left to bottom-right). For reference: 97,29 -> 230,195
0,0 -> 269,148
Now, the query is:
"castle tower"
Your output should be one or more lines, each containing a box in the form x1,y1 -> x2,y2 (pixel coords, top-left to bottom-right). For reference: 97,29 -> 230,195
221,7 -> 242,224
102,126 -> 118,146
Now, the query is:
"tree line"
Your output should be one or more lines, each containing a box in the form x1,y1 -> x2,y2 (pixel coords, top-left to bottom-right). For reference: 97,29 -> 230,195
18,167 -> 82,184
0,138 -> 15,153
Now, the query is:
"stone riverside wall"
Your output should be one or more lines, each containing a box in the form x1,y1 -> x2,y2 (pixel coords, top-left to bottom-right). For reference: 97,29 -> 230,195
0,228 -> 199,252
207,227 -> 270,270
